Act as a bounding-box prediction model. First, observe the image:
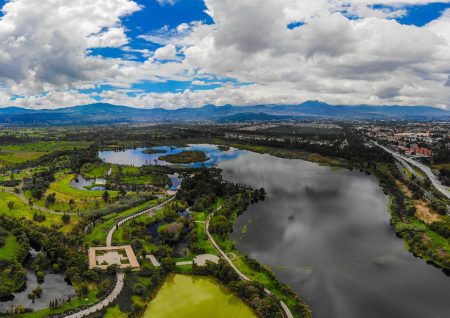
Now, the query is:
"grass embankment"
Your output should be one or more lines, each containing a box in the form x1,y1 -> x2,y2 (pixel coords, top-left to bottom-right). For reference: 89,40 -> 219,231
0,192 -> 79,233
160,150 -> 208,164
226,142 -> 347,167
0,141 -> 91,167
85,199 -> 160,246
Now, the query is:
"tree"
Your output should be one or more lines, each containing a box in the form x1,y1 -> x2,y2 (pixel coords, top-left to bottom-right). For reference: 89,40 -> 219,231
160,257 -> 176,273
45,193 -> 56,206
132,282 -> 147,296
7,201 -> 14,211
102,190 -> 109,202
61,214 -> 71,224
36,271 -> 45,283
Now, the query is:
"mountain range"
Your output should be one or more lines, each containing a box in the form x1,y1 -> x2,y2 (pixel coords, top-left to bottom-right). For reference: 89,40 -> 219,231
0,101 -> 448,125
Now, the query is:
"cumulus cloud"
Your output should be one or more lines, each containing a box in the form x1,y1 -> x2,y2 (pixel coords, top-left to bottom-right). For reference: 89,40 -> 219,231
0,0 -> 141,93
1,0 -> 450,109
154,44 -> 178,60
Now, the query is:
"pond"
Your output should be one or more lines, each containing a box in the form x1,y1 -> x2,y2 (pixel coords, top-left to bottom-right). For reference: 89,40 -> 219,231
98,144 -> 247,168
217,151 -> 450,318
70,175 -> 105,191
143,274 -> 256,318
0,250 -> 76,313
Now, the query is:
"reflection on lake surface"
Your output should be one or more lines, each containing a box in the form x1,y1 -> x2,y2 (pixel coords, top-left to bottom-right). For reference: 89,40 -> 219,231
218,152 -> 450,318
99,144 -> 246,168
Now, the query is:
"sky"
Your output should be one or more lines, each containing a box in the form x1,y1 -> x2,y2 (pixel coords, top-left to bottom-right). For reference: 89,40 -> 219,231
0,0 -> 449,109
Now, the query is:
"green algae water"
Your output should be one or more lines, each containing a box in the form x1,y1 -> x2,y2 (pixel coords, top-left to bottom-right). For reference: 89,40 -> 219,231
143,274 -> 256,318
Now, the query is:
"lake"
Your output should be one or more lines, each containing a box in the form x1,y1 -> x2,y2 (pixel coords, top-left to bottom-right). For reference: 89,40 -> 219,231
143,274 -> 256,318
219,151 -> 450,318
99,144 -> 247,168
0,249 -> 76,313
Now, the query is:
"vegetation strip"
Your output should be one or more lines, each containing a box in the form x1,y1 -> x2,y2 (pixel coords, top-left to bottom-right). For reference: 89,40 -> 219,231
205,207 -> 294,318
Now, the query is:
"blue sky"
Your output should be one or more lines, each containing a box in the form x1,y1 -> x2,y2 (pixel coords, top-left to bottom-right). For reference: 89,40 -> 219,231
0,0 -> 449,109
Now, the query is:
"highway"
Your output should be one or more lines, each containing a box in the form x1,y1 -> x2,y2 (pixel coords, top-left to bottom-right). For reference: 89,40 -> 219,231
376,143 -> 450,200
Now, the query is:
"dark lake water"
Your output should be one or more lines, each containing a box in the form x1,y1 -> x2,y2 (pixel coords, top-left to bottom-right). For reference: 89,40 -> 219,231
218,152 -> 450,318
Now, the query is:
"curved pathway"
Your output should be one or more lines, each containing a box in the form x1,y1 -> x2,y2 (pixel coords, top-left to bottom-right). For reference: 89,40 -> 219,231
1,187 -> 77,215
205,208 -> 294,318
376,143 -> 450,200
63,195 -> 175,318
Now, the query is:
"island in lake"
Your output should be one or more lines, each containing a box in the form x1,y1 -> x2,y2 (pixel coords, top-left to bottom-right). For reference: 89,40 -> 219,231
160,150 -> 209,164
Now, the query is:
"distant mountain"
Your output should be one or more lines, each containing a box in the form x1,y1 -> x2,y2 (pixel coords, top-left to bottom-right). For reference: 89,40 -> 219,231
0,101 -> 448,125
218,112 -> 293,122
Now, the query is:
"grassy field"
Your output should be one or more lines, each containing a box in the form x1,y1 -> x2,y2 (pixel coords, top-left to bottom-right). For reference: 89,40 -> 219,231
0,192 -> 79,233
0,141 -> 91,167
0,228 -> 19,261
81,163 -> 169,186
25,173 -> 119,213
160,150 -> 208,164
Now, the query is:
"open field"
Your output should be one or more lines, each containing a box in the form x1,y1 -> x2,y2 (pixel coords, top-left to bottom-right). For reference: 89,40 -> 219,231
0,228 -> 19,261
0,141 -> 91,167
24,173 -> 119,213
0,192 -> 79,233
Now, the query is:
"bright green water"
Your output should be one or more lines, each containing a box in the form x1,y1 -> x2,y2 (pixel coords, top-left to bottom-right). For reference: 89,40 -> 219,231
143,274 -> 256,318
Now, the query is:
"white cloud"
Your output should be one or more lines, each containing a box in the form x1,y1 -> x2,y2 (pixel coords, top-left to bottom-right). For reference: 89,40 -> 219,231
156,0 -> 178,6
1,0 -> 450,109
154,44 -> 178,60
0,0 -> 141,95
9,90 -> 95,109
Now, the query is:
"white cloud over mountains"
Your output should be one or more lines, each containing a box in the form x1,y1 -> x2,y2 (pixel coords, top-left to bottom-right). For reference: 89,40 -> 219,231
1,0 -> 450,109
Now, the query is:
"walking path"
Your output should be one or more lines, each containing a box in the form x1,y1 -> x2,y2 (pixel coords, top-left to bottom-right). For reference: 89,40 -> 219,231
63,196 -> 174,318
376,143 -> 450,200
1,186 -> 77,215
205,208 -> 294,318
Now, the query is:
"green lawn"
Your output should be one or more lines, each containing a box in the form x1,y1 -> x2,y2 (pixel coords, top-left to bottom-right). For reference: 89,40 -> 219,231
0,192 -> 79,233
103,305 -> 128,318
0,229 -> 20,261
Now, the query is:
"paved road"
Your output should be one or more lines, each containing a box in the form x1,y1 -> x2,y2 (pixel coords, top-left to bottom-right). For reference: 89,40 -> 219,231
106,196 -> 175,247
205,208 -> 294,318
63,272 -> 125,318
62,196 -> 174,318
376,143 -> 450,200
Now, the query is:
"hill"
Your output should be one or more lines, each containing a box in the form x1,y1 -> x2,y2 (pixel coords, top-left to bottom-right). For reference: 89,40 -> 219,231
0,101 -> 448,125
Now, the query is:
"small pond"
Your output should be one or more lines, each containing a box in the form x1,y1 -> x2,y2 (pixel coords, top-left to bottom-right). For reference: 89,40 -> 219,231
142,274 -> 256,318
70,175 -> 105,191
98,144 -> 247,168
